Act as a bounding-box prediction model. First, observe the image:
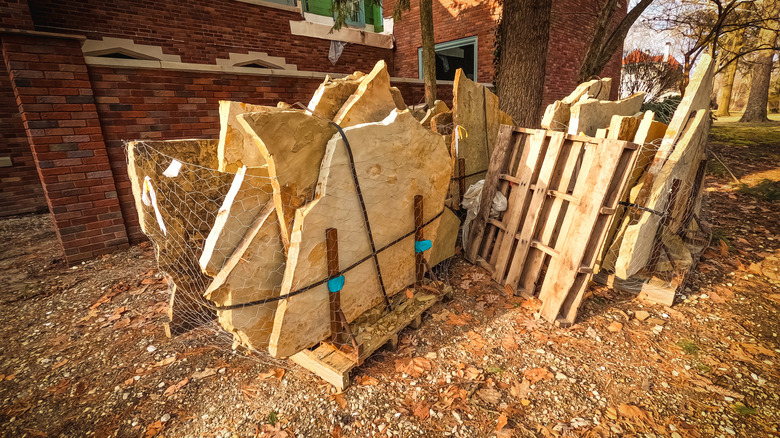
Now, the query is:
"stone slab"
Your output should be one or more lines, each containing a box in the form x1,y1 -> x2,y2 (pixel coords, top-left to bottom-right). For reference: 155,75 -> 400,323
268,110 -> 451,357
217,101 -> 275,172
567,92 -> 645,137
333,60 -> 397,128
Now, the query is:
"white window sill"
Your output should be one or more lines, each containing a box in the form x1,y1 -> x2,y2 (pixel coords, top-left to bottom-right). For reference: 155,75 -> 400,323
233,0 -> 302,13
289,19 -> 393,49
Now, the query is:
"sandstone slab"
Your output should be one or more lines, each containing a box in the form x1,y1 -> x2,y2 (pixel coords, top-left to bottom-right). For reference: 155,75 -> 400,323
269,110 -> 451,357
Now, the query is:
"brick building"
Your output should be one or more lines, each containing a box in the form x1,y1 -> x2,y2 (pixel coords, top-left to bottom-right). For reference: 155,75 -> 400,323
0,0 -> 625,264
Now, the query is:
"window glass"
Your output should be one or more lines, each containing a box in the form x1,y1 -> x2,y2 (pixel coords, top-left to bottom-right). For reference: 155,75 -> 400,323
418,37 -> 478,82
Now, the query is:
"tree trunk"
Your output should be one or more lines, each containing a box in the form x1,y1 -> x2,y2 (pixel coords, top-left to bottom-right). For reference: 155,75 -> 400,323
419,0 -> 436,108
496,0 -> 551,127
740,32 -> 778,123
739,50 -> 775,122
715,58 -> 739,116
715,33 -> 744,117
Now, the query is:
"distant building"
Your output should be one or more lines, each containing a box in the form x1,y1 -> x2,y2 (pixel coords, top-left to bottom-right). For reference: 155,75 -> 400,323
620,43 -> 683,101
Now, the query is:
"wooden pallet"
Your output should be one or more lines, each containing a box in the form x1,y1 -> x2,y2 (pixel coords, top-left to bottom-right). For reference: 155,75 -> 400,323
467,125 -> 639,325
290,285 -> 449,389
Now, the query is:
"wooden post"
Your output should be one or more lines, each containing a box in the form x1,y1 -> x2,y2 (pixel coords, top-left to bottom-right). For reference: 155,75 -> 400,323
414,195 -> 424,285
326,228 -> 340,342
457,158 -> 466,210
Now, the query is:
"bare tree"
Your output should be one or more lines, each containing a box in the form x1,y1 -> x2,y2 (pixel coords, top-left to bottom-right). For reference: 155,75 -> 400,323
620,50 -> 683,100
578,0 -> 656,83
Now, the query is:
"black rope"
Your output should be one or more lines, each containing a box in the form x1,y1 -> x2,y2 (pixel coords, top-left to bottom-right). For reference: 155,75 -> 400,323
618,201 -> 665,217
329,122 -> 393,312
214,211 -> 444,310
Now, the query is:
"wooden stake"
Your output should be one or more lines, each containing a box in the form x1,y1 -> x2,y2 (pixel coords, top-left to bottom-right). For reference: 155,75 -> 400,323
326,228 -> 340,342
457,158 -> 466,210
414,195 -> 424,285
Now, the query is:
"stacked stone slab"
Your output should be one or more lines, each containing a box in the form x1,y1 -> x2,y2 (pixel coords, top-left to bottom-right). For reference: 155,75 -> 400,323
127,60 -> 459,356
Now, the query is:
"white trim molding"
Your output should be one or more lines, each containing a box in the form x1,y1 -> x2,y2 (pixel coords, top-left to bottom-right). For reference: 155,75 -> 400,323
216,51 -> 297,70
81,37 -> 182,62
233,0 -> 303,13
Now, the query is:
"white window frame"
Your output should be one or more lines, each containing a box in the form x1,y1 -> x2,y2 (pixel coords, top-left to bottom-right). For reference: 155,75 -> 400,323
418,36 -> 478,82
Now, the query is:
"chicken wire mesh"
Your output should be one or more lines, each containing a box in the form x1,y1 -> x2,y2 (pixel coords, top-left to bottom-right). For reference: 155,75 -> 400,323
126,128 -> 456,361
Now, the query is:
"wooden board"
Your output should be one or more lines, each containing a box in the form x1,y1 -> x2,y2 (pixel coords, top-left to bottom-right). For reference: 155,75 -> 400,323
452,69 -> 513,189
290,290 -> 442,389
269,110 -> 451,358
465,128 -> 639,323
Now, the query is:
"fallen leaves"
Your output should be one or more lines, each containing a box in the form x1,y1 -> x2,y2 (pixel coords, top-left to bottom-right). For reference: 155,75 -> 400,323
144,420 -> 165,438
501,334 -> 519,351
477,387 -> 502,405
191,368 -> 217,379
413,400 -> 430,419
330,392 -> 347,409
618,403 -> 653,425
162,378 -> 188,396
607,321 -> 624,333
395,357 -> 432,378
496,413 -> 508,431
446,312 -> 470,326
523,367 -> 553,384
355,375 -> 379,386
258,368 -> 285,381
510,379 -> 531,399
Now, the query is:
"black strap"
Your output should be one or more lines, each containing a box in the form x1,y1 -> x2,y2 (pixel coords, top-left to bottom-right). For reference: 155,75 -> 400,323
214,211 -> 443,310
618,201 -> 665,217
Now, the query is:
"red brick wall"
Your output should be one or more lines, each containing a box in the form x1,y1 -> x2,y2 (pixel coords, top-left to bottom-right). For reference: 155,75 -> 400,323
1,34 -> 129,263
26,0 -> 393,74
0,0 -> 34,29
86,65 -> 448,243
0,50 -> 47,216
385,0 -> 625,104
384,0 -> 500,83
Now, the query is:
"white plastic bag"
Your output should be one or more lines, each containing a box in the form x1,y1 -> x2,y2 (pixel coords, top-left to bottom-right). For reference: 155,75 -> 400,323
461,180 -> 507,247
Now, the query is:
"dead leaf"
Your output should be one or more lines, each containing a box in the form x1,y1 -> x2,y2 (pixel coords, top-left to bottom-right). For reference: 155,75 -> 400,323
501,334 -> 519,351
152,356 -> 176,368
258,368 -> 285,381
510,379 -> 531,399
395,357 -> 432,378
191,368 -> 217,379
330,392 -> 347,409
406,289 -> 414,299
144,420 -> 165,438
719,240 -> 729,256
607,322 -> 623,333
52,359 -> 68,370
523,367 -> 553,384
356,375 -> 379,386
504,284 -> 515,296
162,377 -> 189,396
496,413 -> 508,431
113,318 -> 131,330
331,425 -> 342,438
521,298 -> 542,312
413,400 -> 430,419
741,343 -> 776,357
446,312 -> 469,326
618,403 -> 652,424
478,387 -> 502,405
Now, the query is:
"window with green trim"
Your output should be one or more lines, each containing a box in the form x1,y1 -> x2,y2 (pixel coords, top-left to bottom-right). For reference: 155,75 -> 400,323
418,36 -> 478,82
303,0 -> 383,32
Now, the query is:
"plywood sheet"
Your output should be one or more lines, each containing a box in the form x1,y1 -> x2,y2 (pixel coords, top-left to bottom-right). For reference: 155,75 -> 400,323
268,110 -> 451,357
